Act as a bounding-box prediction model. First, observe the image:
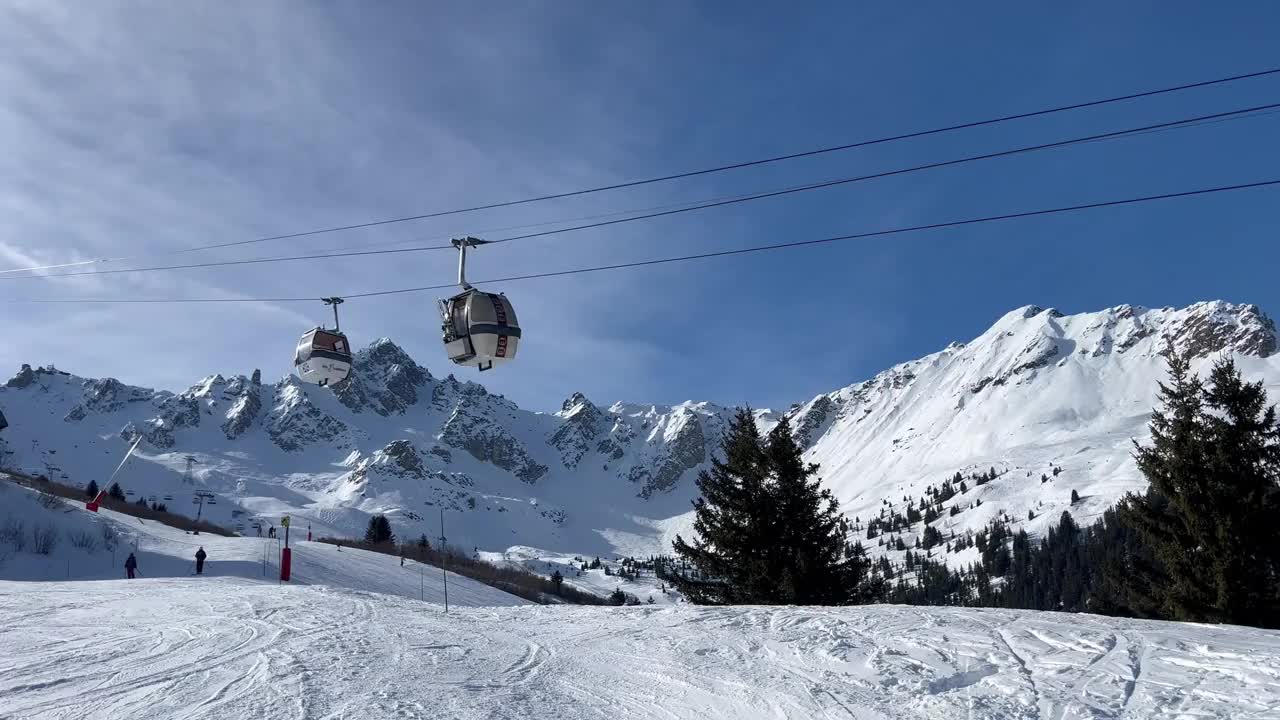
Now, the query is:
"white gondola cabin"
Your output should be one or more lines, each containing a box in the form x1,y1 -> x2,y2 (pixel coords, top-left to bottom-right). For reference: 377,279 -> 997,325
295,297 -> 353,386
439,238 -> 520,371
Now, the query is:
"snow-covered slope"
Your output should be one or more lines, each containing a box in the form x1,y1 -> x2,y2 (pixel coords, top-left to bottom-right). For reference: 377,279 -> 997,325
0,480 -> 527,607
0,341 -> 731,555
3,578 -> 1278,719
0,301 -> 1276,561
776,302 -> 1280,559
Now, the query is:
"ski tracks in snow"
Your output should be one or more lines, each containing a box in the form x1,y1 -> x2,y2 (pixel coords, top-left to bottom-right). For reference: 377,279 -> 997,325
2,580 -> 1279,719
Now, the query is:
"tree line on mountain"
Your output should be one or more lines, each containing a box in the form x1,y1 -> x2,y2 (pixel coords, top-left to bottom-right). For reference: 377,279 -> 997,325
81,480 -> 169,512
667,348 -> 1280,628
340,516 -> 608,606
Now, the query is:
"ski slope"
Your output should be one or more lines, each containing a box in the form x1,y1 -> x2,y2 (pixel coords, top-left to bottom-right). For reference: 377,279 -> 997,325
0,480 -> 527,608
1,579 -> 1277,720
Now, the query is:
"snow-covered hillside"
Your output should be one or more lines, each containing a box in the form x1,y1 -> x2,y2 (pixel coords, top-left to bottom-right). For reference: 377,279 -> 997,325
0,480 -> 526,607
776,301 -> 1280,562
3,578 -> 1278,719
0,301 -> 1276,561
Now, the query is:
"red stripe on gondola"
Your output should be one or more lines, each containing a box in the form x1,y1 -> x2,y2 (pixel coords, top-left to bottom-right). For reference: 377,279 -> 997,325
491,295 -> 509,358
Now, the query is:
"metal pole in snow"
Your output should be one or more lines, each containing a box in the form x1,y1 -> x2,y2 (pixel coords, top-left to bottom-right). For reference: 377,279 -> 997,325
439,508 -> 449,613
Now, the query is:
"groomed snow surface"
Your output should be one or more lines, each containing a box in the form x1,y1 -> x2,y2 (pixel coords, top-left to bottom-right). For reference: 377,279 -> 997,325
3,484 -> 1280,718
3,580 -> 1279,720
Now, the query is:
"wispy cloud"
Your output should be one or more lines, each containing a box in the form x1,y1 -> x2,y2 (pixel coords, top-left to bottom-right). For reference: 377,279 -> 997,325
0,2 -> 721,407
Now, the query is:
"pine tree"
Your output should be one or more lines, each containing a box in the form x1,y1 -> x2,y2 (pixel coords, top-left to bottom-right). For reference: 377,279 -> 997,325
1127,350 -> 1280,626
85,480 -> 99,499
1070,489 -> 1080,504
550,570 -> 564,594
107,483 -> 125,501
673,410 -> 876,605
671,408 -> 770,604
364,514 -> 395,545
1199,357 -> 1280,626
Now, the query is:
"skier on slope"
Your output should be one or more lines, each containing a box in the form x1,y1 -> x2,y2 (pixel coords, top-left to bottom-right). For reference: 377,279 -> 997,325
124,553 -> 138,579
195,547 -> 207,576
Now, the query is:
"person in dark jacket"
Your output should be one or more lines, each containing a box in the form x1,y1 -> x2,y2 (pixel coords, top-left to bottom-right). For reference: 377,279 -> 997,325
195,547 -> 207,575
125,553 -> 137,579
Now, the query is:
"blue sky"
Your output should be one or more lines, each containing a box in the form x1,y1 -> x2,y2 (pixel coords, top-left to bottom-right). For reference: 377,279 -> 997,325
1,2 -> 1278,412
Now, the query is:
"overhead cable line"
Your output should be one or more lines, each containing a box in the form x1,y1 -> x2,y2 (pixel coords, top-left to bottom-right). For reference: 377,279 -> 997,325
6,102 -> 1278,283
3,65 -> 1278,276
9,178 -> 1276,304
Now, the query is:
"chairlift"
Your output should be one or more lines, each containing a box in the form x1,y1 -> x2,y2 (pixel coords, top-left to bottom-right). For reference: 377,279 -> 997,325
295,297 -> 353,386
438,238 -> 520,371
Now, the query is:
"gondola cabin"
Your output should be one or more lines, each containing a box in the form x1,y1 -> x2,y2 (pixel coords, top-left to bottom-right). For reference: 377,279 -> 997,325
440,289 -> 520,371
294,328 -> 352,386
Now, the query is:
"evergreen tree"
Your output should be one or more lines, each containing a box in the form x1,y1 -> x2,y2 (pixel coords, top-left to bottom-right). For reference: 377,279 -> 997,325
673,410 -> 877,605
1199,358 -> 1280,625
85,479 -> 99,499
550,570 -> 564,594
417,534 -> 431,552
107,483 -> 125,501
1128,351 -> 1280,626
671,408 -> 769,604
1070,489 -> 1080,504
364,514 -> 395,545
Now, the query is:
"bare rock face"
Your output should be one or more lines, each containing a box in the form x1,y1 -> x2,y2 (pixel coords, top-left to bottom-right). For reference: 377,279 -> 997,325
335,339 -> 432,416
792,395 -> 837,448
5,364 -> 36,389
267,380 -> 350,452
63,378 -> 154,423
549,393 -> 606,469
1162,302 -> 1276,358
142,394 -> 201,449
381,439 -> 427,478
630,410 -> 706,500
222,371 -> 263,440
441,404 -> 548,483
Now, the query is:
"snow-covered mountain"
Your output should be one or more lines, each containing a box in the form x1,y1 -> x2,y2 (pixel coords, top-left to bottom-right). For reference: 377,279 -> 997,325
0,300 -> 1276,559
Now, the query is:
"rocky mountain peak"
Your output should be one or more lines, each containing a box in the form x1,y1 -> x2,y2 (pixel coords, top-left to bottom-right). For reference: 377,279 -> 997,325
1161,301 -> 1276,358
335,339 -> 432,417
6,364 -> 36,389
558,392 -> 596,416
359,338 -> 428,373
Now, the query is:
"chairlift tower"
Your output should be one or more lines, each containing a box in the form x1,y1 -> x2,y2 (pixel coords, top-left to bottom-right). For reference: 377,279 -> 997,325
182,456 -> 198,485
192,491 -> 216,522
